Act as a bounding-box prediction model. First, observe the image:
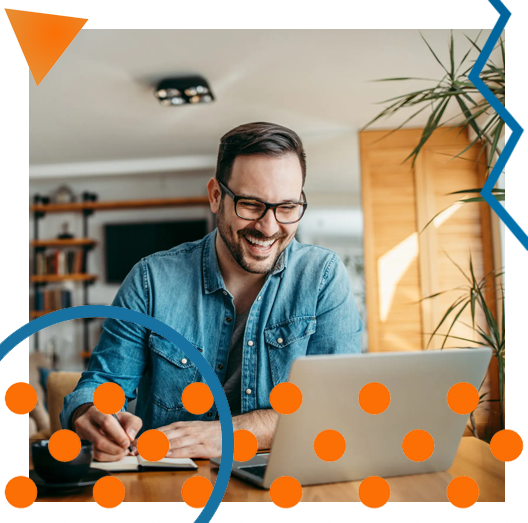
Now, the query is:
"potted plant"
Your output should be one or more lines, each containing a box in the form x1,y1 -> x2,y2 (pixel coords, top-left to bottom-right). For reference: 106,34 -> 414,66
364,32 -> 505,440
364,31 -> 505,218
423,255 -> 504,440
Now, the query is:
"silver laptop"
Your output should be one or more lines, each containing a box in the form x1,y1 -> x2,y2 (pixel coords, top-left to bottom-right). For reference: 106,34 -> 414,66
211,348 -> 492,489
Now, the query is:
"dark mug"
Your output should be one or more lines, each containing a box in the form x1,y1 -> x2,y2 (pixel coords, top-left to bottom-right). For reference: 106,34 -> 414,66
31,439 -> 93,484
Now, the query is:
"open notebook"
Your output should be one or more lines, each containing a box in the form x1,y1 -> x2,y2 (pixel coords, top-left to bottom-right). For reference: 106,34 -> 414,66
91,455 -> 197,472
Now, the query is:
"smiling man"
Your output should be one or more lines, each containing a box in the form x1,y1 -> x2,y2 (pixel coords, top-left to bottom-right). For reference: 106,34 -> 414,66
61,122 -> 362,462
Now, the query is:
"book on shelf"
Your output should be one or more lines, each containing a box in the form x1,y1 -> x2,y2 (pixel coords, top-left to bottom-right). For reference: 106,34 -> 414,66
34,288 -> 72,311
35,249 -> 86,276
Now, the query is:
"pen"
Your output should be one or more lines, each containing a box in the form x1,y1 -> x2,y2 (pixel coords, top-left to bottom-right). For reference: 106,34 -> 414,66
112,413 -> 134,453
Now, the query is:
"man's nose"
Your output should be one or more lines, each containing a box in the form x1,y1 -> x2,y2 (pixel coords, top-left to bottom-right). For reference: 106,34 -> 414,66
254,207 -> 280,238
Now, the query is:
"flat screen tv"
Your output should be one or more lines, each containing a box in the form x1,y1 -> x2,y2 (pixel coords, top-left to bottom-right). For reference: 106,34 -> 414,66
105,219 -> 208,283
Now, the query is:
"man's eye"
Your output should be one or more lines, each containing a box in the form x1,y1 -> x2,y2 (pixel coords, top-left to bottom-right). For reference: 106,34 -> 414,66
240,202 -> 260,208
280,206 -> 296,211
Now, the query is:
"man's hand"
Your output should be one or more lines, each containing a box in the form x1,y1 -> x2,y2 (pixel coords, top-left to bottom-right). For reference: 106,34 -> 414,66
73,404 -> 143,462
156,421 -> 222,459
154,410 -> 279,459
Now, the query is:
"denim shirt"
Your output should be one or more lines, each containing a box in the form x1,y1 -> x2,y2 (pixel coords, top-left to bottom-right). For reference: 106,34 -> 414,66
61,230 -> 362,432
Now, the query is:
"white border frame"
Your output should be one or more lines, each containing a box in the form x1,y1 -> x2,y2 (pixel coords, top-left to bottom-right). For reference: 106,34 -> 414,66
1,1 -> 526,521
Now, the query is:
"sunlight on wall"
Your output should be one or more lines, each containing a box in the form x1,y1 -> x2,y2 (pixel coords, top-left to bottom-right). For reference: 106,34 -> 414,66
433,200 -> 464,228
378,233 -> 418,322
377,201 -> 464,323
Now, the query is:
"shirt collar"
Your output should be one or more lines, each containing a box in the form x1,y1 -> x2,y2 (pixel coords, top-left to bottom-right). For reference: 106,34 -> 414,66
203,229 -> 290,294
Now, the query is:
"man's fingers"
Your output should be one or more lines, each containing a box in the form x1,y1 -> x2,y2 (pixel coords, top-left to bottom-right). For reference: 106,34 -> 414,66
93,448 -> 129,462
90,410 -> 130,449
167,445 -> 208,459
157,421 -> 190,433
158,427 -> 193,441
167,435 -> 199,452
116,412 -> 143,441
76,420 -> 128,455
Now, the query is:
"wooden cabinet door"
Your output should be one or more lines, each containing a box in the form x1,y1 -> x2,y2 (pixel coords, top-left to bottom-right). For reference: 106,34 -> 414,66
360,127 -> 499,436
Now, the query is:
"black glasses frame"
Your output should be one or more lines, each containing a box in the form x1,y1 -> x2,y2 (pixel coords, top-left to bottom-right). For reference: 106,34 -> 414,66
218,180 -> 308,224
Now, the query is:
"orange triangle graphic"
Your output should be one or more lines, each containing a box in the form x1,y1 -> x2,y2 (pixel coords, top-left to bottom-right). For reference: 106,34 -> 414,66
5,9 -> 88,86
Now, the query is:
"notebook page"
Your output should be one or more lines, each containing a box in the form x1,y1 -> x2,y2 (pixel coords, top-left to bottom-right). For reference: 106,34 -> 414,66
137,455 -> 197,469
91,455 -> 139,472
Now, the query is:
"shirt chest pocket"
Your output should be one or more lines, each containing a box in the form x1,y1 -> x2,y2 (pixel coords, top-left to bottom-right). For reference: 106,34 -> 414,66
265,317 -> 316,386
149,333 -> 200,411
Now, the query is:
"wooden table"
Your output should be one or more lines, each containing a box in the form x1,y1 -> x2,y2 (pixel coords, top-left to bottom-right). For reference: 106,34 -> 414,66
31,437 -> 504,502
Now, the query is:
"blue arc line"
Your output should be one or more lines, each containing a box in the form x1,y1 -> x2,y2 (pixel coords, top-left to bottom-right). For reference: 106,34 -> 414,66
469,0 -> 527,249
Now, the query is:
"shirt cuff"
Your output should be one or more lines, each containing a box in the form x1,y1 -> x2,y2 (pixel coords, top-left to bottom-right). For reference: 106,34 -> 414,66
60,387 -> 96,431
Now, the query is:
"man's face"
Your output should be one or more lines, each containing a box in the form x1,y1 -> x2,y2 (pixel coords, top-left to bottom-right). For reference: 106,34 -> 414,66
215,154 -> 304,275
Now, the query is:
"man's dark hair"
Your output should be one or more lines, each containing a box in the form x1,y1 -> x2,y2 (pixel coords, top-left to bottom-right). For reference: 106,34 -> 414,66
215,122 -> 306,187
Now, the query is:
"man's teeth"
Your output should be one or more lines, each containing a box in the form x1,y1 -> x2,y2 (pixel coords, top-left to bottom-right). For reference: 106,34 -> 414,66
246,237 -> 275,248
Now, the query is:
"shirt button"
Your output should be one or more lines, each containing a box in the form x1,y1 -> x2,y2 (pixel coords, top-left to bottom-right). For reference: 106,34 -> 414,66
206,412 -> 213,418
245,389 -> 252,395
223,290 -> 228,296
218,364 -> 224,370
247,340 -> 254,347
181,358 -> 188,364
257,296 -> 261,301
226,317 -> 232,323
277,338 -> 284,344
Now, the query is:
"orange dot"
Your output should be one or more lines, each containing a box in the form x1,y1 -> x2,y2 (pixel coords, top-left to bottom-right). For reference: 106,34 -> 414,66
93,382 -> 125,415
182,382 -> 214,415
269,383 -> 303,415
490,429 -> 523,462
49,429 -> 81,462
5,382 -> 37,415
182,476 -> 213,508
93,476 -> 126,508
402,429 -> 434,462
359,382 -> 390,415
233,429 -> 258,462
269,476 -> 303,508
447,476 -> 479,508
359,476 -> 390,508
314,429 -> 346,461
137,429 -> 170,462
5,476 -> 37,508
447,382 -> 479,415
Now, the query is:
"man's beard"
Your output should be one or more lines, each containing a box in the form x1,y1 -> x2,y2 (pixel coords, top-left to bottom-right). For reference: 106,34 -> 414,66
217,199 -> 291,275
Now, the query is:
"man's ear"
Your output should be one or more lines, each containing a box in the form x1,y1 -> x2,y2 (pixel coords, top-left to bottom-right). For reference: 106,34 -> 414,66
207,177 -> 222,214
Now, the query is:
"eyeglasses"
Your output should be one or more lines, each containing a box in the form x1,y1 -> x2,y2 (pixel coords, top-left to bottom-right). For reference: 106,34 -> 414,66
218,180 -> 307,224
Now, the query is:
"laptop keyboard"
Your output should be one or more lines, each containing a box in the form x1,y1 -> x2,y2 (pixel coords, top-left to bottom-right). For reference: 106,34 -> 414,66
239,465 -> 267,479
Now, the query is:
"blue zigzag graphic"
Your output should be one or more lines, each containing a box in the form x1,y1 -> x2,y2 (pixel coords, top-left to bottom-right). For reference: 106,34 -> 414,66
469,0 -> 526,249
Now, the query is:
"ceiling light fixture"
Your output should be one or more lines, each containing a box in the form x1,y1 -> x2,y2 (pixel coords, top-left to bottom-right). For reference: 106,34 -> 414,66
154,76 -> 215,107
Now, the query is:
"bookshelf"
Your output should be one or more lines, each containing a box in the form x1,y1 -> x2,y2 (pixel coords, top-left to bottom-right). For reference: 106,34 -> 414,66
31,274 -> 98,283
31,195 -> 211,365
31,238 -> 97,248
30,310 -> 85,320
30,196 -> 209,213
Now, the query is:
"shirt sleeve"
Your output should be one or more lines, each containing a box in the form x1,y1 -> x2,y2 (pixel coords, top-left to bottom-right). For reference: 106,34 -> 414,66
60,259 -> 150,430
307,253 -> 363,355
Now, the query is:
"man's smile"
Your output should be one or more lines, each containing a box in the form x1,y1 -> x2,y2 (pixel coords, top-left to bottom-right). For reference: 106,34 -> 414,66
242,235 -> 278,255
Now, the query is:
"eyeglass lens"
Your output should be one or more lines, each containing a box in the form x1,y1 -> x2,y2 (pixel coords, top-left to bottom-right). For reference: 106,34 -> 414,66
236,200 -> 304,223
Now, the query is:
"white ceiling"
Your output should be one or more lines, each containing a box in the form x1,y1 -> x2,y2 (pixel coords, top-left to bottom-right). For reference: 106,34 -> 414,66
29,29 -> 498,185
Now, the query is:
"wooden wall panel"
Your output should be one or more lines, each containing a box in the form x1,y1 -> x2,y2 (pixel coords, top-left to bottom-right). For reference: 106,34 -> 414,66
425,146 -> 499,434
423,147 -> 488,349
359,127 -> 500,436
361,137 -> 423,352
